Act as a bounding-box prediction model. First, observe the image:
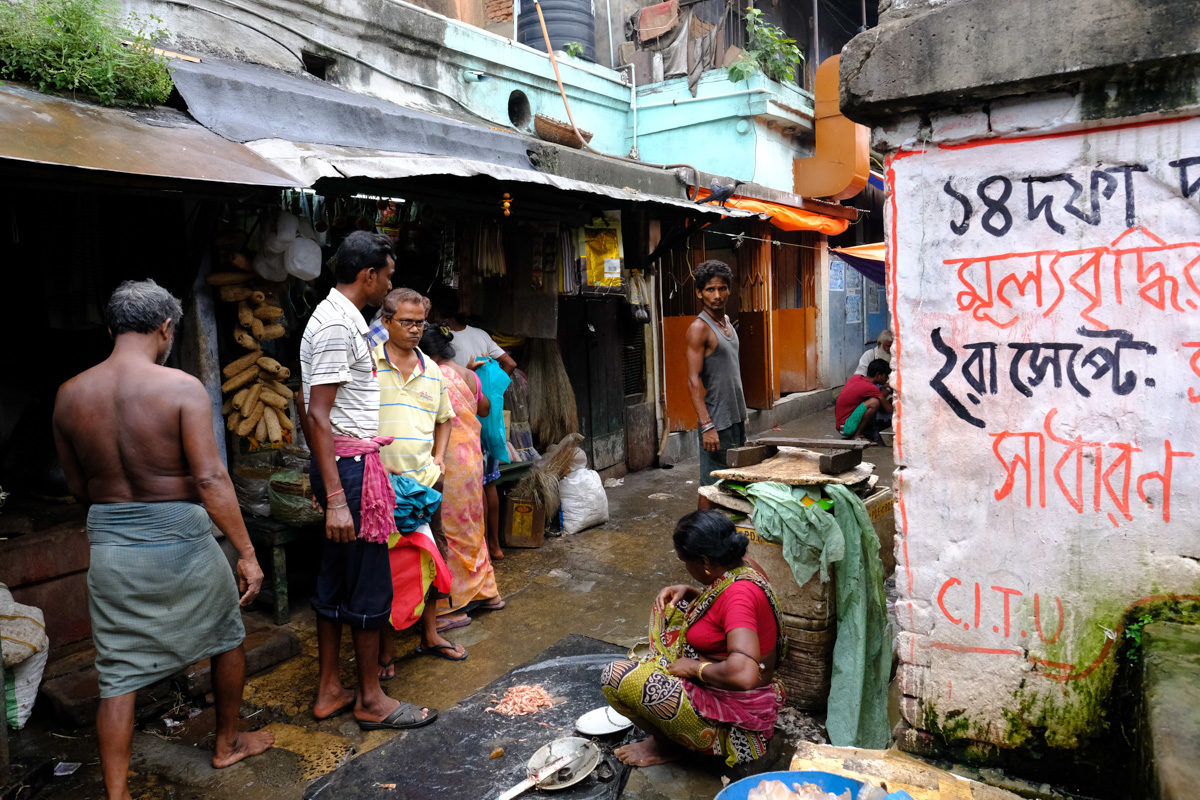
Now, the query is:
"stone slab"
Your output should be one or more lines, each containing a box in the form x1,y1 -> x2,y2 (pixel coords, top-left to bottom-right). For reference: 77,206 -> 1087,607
1140,622 -> 1200,800
840,0 -> 1200,126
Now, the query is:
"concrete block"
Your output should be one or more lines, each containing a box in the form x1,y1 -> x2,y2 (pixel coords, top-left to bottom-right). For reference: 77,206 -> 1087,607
988,92 -> 1083,136
898,693 -> 923,728
896,631 -> 931,666
40,668 -> 175,728
872,112 -> 925,152
2,520 -> 89,585
929,108 -> 991,144
841,0 -> 1200,127
896,662 -> 927,697
12,571 -> 92,647
182,624 -> 300,696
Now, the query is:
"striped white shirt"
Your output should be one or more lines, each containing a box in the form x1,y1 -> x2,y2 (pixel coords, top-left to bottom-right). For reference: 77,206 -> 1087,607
300,288 -> 379,439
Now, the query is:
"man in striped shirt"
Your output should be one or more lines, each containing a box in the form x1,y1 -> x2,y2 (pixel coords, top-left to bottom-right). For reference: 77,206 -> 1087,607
301,231 -> 436,730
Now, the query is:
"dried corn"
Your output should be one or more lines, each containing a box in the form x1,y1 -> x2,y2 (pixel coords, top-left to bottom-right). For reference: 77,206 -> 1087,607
234,328 -> 258,350
236,401 -> 265,437
259,388 -> 287,409
253,304 -> 285,321
221,364 -> 258,394
272,406 -> 294,430
259,323 -> 285,341
206,271 -> 253,286
264,405 -> 282,442
222,349 -> 263,378
218,286 -> 255,303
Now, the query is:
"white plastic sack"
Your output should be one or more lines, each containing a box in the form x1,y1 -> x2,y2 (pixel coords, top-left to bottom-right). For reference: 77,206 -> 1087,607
559,468 -> 608,534
5,645 -> 48,729
0,585 -> 48,668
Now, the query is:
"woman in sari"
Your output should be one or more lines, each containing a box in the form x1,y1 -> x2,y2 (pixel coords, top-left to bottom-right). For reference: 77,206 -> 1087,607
601,510 -> 785,768
418,325 -> 504,619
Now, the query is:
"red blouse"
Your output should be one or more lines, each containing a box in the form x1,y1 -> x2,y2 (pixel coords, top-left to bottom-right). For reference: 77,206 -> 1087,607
684,580 -> 778,660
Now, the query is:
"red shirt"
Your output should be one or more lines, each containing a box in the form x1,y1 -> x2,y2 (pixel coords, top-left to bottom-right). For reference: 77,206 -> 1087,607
685,581 -> 778,660
834,374 -> 883,428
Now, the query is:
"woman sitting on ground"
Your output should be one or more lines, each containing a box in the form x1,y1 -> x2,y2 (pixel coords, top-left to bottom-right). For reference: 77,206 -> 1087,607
601,510 -> 785,768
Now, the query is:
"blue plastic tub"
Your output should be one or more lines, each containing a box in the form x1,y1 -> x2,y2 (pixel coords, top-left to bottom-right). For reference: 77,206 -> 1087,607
716,770 -> 915,800
715,770 -> 865,800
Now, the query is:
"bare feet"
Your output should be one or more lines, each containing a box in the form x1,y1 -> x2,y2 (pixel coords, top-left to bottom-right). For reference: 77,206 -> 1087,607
212,729 -> 275,769
312,686 -> 355,720
488,546 -> 505,560
613,737 -> 680,767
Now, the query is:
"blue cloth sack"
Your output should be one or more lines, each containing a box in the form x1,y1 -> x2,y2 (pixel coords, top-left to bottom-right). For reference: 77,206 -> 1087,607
475,357 -> 512,465
390,473 -> 442,532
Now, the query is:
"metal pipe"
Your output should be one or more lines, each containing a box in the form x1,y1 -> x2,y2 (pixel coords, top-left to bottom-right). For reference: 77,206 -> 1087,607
619,62 -> 639,159
604,0 -> 615,68
533,0 -> 704,199
812,0 -> 820,84
638,88 -> 770,110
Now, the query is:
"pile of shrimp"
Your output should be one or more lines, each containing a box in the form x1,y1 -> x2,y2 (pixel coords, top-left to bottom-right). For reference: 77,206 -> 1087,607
486,684 -> 556,716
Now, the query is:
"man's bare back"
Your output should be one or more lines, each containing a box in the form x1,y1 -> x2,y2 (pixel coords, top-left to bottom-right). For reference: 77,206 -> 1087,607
53,354 -> 209,505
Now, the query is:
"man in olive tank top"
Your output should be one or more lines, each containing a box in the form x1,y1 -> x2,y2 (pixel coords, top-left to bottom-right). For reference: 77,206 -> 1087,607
685,260 -> 748,506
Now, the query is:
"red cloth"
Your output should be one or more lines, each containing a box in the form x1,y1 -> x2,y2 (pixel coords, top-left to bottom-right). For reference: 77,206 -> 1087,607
388,527 -> 452,631
685,580 -> 778,660
332,435 -> 396,544
834,374 -> 883,428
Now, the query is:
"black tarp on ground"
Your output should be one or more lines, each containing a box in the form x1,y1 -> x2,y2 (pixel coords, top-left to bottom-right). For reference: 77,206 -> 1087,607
304,635 -> 635,800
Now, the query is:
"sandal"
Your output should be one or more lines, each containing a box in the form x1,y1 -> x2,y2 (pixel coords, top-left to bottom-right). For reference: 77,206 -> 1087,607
414,642 -> 468,661
357,701 -> 438,731
436,614 -> 472,634
378,657 -> 397,681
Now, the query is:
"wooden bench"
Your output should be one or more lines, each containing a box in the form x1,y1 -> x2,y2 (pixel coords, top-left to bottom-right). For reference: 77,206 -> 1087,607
245,516 -> 312,625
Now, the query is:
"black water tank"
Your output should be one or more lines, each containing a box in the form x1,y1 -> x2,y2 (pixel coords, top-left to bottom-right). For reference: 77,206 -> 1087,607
517,0 -> 596,63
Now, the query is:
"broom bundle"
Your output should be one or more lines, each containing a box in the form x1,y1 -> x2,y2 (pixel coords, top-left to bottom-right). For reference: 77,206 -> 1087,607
526,338 -> 579,450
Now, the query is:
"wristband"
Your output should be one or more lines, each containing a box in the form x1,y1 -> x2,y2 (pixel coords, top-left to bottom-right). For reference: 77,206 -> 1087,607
697,662 -> 711,684
326,488 -> 345,500
326,502 -> 349,510
700,422 -> 716,434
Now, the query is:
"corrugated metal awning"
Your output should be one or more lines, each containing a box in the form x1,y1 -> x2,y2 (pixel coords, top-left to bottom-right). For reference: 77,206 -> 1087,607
244,139 -> 761,219
0,83 -> 299,188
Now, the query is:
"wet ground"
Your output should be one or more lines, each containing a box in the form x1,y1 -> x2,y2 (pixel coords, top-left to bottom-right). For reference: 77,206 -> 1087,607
9,406 -> 891,800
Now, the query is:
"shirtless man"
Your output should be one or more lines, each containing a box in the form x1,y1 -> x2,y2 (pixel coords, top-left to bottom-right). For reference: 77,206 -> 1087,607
684,260 -> 748,507
52,280 -> 272,800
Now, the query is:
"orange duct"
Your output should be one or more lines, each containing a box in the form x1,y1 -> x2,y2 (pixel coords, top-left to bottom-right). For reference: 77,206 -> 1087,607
792,55 -> 869,201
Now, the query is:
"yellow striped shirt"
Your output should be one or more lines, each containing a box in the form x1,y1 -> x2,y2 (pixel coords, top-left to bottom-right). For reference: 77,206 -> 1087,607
373,343 -> 455,487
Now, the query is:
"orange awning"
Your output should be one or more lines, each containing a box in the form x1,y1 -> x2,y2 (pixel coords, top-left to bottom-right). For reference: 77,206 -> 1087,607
695,188 -> 850,236
834,241 -> 885,261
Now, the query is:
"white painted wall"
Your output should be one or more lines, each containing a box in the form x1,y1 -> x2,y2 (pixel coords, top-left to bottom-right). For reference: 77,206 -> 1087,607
889,111 -> 1200,749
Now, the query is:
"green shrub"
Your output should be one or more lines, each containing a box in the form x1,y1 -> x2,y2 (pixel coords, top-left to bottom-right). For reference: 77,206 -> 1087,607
563,41 -> 584,58
0,0 -> 173,106
728,9 -> 804,85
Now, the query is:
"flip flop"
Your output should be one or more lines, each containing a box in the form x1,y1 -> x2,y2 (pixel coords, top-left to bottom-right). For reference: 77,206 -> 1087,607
313,690 -> 356,721
378,657 -> 397,682
435,615 -> 472,634
357,701 -> 439,731
467,597 -> 506,612
414,642 -> 469,661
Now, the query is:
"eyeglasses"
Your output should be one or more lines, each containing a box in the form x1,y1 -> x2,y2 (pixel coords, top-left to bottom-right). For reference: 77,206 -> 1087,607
386,317 -> 425,329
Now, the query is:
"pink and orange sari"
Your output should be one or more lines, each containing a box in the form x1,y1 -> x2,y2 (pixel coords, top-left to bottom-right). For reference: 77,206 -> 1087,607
436,366 -> 500,614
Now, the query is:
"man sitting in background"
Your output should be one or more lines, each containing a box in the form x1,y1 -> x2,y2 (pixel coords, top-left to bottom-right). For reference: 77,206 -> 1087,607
854,329 -> 894,376
834,359 -> 893,444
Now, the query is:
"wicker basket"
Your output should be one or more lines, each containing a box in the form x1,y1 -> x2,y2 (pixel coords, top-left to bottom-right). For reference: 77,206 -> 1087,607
743,528 -> 837,711
534,114 -> 593,149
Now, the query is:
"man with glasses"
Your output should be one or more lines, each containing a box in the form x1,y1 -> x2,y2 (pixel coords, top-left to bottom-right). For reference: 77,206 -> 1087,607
372,288 -> 463,672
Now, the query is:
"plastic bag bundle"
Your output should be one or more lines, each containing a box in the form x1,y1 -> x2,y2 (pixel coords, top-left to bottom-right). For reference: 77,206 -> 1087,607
268,469 -> 323,525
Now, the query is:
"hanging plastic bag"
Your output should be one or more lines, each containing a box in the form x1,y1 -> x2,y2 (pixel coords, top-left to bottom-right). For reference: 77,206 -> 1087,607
476,357 -> 512,464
